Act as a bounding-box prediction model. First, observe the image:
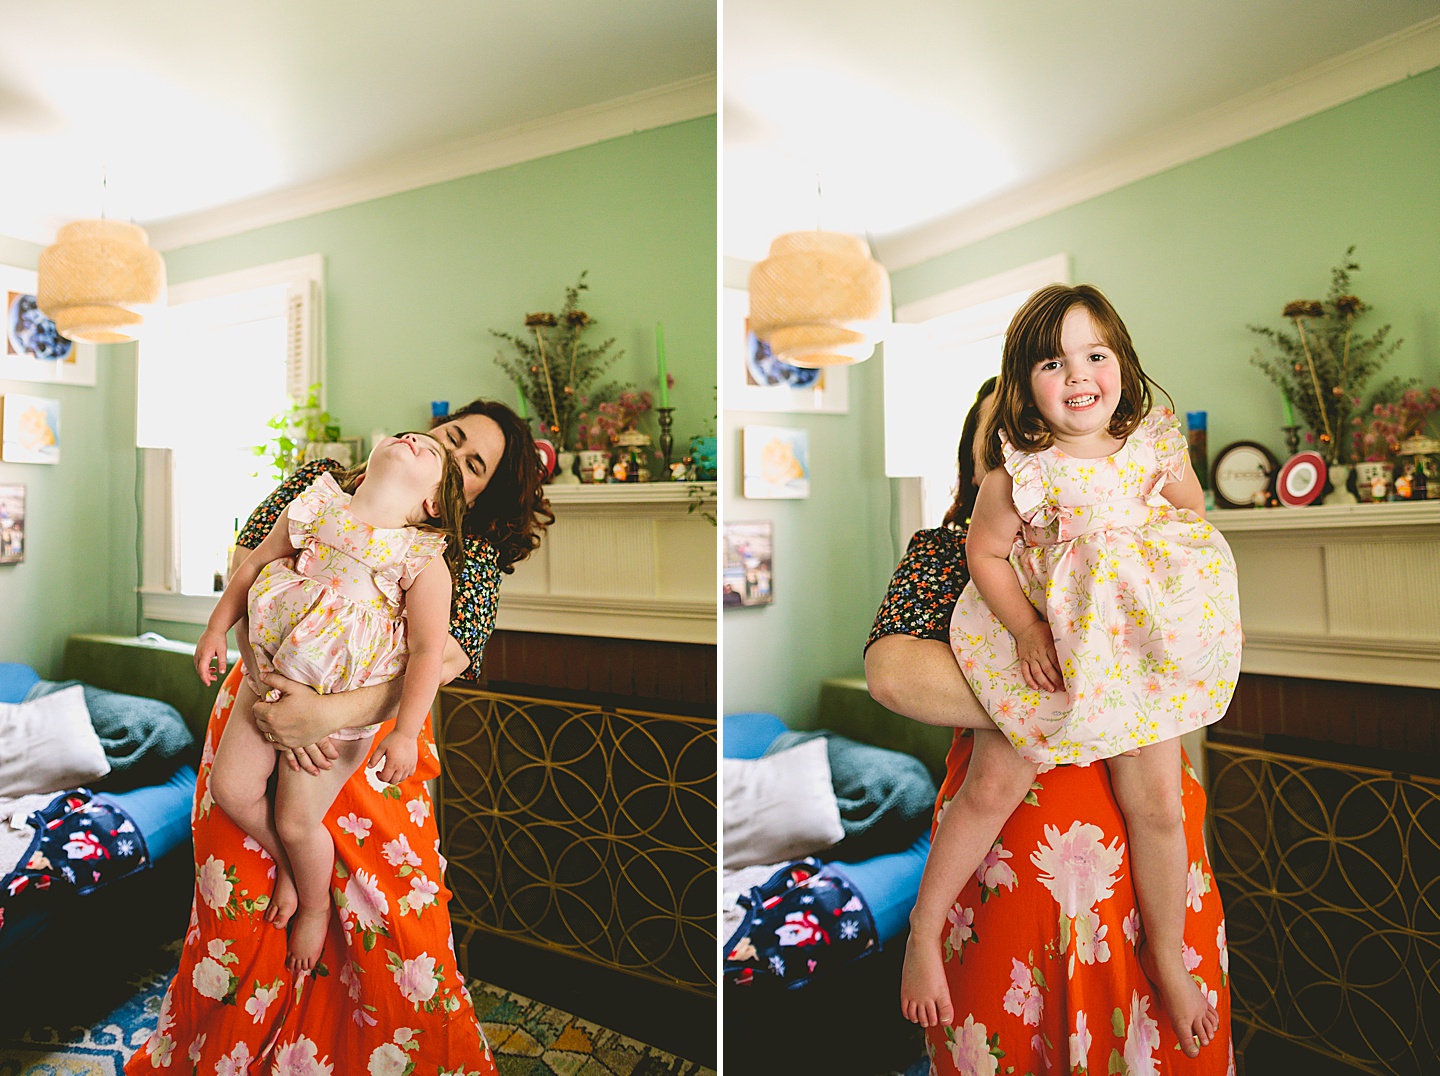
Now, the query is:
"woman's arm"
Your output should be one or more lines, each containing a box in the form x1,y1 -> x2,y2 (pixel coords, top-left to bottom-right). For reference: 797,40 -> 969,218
864,635 -> 994,729
967,470 -> 1063,692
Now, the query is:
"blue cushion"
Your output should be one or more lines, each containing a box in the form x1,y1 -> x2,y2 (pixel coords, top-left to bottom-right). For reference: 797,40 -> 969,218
826,831 -> 930,945
723,712 -> 789,759
0,663 -> 39,704
96,764 -> 197,863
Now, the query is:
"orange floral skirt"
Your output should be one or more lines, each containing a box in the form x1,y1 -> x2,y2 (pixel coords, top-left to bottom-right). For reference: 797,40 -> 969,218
125,665 -> 496,1076
924,732 -> 1234,1076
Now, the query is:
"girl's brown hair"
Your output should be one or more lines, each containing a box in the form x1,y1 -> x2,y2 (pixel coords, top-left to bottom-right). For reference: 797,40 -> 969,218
434,398 -> 553,574
982,283 -> 1170,471
336,435 -> 469,577
941,376 -> 998,529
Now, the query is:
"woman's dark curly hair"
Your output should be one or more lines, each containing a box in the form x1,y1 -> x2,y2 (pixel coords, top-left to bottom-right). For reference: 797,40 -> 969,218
434,398 -> 553,574
941,377 -> 998,530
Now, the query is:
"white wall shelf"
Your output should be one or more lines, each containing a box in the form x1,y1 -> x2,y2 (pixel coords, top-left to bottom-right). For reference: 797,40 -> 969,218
1211,500 -> 1440,688
497,482 -> 716,644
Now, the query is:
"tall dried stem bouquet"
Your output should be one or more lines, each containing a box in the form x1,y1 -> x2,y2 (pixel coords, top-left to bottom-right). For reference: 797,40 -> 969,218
491,273 -> 625,451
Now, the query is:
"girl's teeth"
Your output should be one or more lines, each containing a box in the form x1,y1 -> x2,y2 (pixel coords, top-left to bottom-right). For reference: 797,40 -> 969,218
1067,395 -> 1096,407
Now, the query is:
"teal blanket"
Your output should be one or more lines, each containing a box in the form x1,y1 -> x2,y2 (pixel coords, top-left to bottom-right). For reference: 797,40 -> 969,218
26,680 -> 196,791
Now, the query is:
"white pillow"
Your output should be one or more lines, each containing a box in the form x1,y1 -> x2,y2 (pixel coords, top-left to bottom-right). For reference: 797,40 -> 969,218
0,684 -> 110,797
723,737 -> 844,869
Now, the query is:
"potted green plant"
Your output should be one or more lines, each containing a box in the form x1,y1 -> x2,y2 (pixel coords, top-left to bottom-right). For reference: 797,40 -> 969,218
254,383 -> 341,480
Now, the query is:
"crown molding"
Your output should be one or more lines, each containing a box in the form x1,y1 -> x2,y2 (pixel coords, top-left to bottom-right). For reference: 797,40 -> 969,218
146,73 -> 716,253
877,16 -> 1440,272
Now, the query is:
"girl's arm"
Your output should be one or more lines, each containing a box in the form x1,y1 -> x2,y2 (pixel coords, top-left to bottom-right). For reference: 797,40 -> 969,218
965,470 -> 1063,692
1160,453 -> 1206,516
194,510 -> 297,685
371,557 -> 453,785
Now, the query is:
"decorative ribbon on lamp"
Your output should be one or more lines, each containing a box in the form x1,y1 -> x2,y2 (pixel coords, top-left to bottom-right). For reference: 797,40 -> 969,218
37,220 -> 165,343
748,230 -> 889,367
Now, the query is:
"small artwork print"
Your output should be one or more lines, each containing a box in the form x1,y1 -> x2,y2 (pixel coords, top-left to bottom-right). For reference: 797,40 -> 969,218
0,485 -> 23,564
7,291 -> 74,363
746,326 -> 820,390
724,287 -> 847,414
724,521 -> 773,608
0,265 -> 96,386
743,425 -> 809,499
1,394 -> 61,464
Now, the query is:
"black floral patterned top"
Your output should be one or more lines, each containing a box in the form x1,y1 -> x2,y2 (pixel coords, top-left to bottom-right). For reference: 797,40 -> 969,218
865,525 -> 969,651
236,459 -> 500,677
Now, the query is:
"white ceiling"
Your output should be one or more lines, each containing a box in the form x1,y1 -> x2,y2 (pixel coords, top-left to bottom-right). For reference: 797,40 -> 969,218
0,0 -> 716,248
725,1 -> 1440,267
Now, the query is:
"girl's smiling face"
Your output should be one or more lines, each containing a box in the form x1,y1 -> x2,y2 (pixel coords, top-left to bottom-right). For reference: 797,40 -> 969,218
1029,305 -> 1123,451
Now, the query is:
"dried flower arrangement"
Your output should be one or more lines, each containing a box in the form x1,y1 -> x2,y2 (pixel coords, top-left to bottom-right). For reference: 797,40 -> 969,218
1249,248 -> 1403,463
491,273 -> 626,451
575,389 -> 653,452
1352,386 -> 1440,462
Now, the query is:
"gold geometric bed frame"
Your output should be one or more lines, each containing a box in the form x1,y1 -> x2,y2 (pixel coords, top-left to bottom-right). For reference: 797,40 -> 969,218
1205,741 -> 1440,1075
435,685 -> 717,996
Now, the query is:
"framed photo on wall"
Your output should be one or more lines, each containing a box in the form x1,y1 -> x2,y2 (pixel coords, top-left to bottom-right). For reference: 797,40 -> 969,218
743,425 -> 810,499
723,521 -> 773,608
723,287 -> 848,414
1,393 -> 61,464
0,264 -> 97,386
0,484 -> 24,564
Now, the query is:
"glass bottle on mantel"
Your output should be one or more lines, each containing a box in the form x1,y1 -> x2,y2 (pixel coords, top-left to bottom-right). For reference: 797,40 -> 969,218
1186,411 -> 1211,510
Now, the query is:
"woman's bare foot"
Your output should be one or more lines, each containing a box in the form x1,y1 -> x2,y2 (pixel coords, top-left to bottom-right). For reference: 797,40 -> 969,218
1139,939 -> 1218,1057
900,928 -> 954,1028
266,869 -> 298,929
286,906 -> 330,971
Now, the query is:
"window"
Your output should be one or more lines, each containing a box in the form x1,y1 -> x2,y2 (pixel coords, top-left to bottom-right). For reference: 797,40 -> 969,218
885,255 -> 1069,533
137,255 -> 323,621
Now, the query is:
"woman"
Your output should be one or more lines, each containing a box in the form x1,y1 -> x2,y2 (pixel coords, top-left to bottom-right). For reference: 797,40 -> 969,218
127,398 -> 551,1076
865,380 -> 1234,1076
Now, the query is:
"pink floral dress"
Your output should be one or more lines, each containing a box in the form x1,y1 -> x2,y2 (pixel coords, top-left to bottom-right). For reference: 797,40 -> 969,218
249,473 -> 446,737
950,408 -> 1242,766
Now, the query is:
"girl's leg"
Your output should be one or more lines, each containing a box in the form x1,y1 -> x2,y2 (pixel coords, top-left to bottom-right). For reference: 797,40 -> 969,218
902,728 -> 1039,1028
274,734 -> 374,971
208,680 -> 299,927
1107,738 -> 1219,1058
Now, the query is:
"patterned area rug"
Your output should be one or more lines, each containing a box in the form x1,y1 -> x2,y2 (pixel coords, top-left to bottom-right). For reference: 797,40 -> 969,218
0,943 -> 713,1076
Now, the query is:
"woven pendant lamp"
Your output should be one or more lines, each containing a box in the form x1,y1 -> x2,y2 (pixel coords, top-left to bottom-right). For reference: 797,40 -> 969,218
748,230 -> 889,368
37,220 -> 166,343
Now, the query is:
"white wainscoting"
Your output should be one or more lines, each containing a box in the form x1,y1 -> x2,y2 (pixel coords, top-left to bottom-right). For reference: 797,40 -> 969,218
495,483 -> 717,644
1211,501 -> 1440,688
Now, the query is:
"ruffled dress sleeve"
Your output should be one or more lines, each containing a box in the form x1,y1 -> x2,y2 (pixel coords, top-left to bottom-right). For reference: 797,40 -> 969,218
375,529 -> 448,607
1001,432 -> 1055,530
1141,407 -> 1189,496
285,471 -> 343,552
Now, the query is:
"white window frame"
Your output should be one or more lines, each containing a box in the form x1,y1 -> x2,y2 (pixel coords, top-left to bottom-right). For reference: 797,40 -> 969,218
138,254 -> 325,625
886,254 -> 1070,541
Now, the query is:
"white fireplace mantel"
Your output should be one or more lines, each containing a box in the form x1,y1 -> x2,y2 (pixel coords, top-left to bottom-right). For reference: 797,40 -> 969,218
495,482 -> 717,644
1210,501 -> 1440,688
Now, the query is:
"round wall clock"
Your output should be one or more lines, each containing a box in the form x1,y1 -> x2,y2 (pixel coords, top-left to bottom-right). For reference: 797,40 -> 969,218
1212,441 -> 1279,509
1276,451 -> 1328,507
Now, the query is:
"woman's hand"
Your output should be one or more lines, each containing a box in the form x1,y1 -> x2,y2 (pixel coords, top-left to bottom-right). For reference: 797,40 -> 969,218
372,732 -> 418,786
251,671 -> 342,775
1015,620 -> 1064,693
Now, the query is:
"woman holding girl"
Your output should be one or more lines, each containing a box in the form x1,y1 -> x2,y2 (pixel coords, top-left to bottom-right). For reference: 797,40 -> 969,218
869,285 -> 1237,1075
128,399 -> 550,1076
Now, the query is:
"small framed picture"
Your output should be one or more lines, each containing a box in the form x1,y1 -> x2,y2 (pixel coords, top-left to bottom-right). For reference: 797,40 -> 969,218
1,393 -> 61,465
742,425 -> 810,499
0,484 -> 25,564
1212,441 -> 1278,509
724,521 -> 773,608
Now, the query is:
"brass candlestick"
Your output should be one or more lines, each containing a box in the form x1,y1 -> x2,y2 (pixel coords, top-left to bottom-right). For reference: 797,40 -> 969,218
1282,425 -> 1301,457
656,407 -> 675,476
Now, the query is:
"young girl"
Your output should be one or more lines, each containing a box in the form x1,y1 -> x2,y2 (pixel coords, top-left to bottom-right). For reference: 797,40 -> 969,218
900,285 -> 1242,1058
195,430 -> 466,971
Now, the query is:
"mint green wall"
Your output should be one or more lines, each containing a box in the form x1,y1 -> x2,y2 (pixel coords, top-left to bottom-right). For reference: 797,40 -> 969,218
894,69 -> 1440,463
723,68 -> 1440,727
0,233 -> 138,674
165,117 -> 716,459
721,356 -> 895,726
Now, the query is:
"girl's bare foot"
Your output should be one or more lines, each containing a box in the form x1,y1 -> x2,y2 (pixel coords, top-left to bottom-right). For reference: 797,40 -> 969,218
1139,939 -> 1218,1057
900,928 -> 954,1028
266,870 -> 298,929
286,906 -> 330,971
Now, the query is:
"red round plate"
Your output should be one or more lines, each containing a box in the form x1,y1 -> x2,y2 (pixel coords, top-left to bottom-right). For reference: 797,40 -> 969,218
534,438 -> 558,477
1276,451 -> 1327,507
